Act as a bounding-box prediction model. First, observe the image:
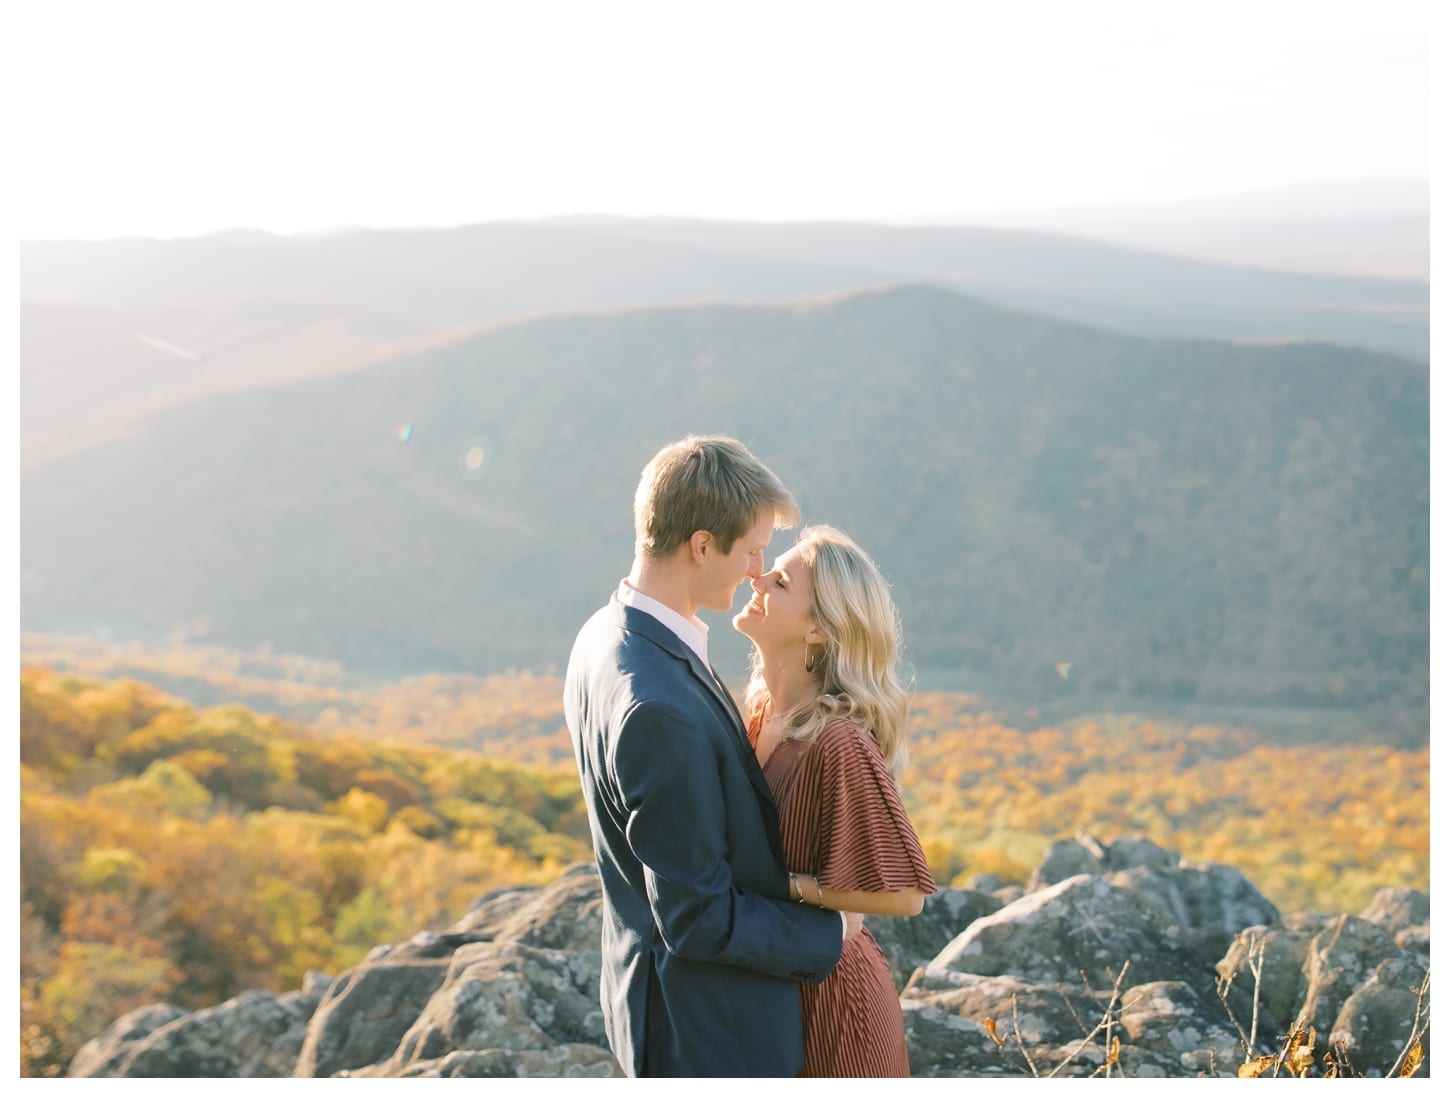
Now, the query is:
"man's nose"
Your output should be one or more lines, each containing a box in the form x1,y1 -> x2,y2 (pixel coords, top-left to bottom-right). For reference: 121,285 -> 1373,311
746,557 -> 764,580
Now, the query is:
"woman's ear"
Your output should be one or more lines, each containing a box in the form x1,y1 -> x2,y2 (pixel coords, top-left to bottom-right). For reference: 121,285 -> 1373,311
805,623 -> 825,646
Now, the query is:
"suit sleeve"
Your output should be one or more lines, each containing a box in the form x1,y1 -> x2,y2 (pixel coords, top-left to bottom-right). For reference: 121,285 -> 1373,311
611,698 -> 843,982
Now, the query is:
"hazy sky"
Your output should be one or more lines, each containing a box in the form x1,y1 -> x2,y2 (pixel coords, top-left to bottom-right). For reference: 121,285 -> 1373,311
11,0 -> 1436,239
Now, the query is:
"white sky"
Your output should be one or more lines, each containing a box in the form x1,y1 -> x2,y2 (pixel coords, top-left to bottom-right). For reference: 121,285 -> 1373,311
10,0 -> 1435,240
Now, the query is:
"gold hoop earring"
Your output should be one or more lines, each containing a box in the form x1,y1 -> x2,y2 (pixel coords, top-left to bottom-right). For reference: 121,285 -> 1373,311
805,646 -> 822,675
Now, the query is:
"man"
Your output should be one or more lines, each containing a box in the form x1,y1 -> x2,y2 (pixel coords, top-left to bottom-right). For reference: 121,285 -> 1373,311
564,435 -> 854,1077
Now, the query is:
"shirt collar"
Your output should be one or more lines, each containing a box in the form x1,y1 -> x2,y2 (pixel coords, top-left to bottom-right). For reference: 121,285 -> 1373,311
616,579 -> 711,668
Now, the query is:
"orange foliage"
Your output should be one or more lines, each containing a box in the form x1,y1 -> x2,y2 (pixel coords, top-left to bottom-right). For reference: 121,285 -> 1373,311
16,656 -> 1429,1078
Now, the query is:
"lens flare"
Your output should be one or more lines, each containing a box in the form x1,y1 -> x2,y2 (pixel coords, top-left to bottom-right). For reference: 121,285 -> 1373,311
458,436 -> 493,482
136,334 -> 201,362
395,423 -> 413,443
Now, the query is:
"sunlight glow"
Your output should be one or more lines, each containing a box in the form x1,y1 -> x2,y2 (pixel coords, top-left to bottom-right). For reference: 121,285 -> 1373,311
11,0 -> 1432,240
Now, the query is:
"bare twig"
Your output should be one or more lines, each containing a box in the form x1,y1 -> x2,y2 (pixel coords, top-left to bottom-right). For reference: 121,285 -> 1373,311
1246,934 -> 1265,1058
1216,973 -> 1252,1055
1054,980 -> 1094,1038
1010,994 -> 1041,1079
1045,960 -> 1131,1079
1388,965 -> 1430,1078
1103,1002 -> 1119,1079
1216,929 -> 1268,1062
1323,1038 -> 1358,1079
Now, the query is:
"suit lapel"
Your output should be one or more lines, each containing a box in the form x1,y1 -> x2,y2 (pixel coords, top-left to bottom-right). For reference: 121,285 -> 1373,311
615,600 -> 780,811
681,651 -> 780,810
690,660 -> 746,738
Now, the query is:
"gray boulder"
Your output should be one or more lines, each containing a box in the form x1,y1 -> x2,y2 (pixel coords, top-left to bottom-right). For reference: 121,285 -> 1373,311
1215,922 -> 1316,1038
1213,912 -> 1430,1079
1296,915 -> 1404,1035
1028,834 -> 1108,890
384,1044 -> 621,1077
73,988 -> 322,1078
354,941 -> 617,1077
1329,955 -> 1431,1078
64,842 -> 1431,1080
1359,887 -> 1429,937
67,1004 -> 188,1078
867,886 -> 1003,990
1114,979 -> 1253,1077
1108,860 -> 1280,967
1104,835 -> 1180,874
447,860 -> 605,953
1395,925 -> 1430,957
293,932 -> 470,1077
962,872 -> 1025,907
924,873 -> 1191,991
902,968 -> 1104,1078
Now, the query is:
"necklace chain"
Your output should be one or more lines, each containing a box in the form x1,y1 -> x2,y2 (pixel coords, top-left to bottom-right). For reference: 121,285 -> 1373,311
762,697 -> 798,726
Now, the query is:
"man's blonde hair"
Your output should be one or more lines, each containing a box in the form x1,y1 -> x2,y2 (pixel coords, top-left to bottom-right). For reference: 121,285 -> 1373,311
634,435 -> 800,558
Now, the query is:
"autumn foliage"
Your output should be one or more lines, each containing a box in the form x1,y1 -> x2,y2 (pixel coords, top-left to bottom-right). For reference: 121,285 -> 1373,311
18,666 -> 590,1077
899,693 -> 1428,915
17,661 -> 1428,1078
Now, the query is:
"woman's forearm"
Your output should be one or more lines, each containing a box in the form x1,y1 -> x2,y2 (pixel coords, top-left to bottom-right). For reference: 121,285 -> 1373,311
789,873 -> 925,916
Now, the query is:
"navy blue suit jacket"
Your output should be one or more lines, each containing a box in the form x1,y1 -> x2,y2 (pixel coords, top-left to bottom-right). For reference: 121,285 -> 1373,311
564,595 -> 843,1077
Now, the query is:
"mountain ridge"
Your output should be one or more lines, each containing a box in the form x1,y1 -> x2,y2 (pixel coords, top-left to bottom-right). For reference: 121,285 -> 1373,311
20,284 -> 1428,732
21,216 -> 1427,360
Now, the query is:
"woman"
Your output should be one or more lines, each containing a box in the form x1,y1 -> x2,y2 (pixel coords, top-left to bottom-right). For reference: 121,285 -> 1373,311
734,524 -> 937,1077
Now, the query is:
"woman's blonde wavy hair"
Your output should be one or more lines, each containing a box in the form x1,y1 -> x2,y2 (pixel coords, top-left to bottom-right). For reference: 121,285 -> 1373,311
744,524 -> 913,779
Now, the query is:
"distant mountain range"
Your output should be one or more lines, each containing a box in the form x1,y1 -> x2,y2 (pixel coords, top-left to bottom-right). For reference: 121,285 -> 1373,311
19,283 -> 1428,735
936,179 -> 1430,280
21,216 -> 1428,376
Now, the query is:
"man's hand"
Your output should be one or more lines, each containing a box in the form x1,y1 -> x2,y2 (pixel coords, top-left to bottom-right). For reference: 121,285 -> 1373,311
843,911 -> 866,941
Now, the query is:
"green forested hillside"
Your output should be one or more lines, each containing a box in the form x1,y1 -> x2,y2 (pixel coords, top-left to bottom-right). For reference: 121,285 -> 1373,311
20,286 -> 1428,734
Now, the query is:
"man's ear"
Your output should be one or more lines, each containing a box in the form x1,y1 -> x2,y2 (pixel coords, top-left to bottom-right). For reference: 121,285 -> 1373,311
689,530 -> 713,563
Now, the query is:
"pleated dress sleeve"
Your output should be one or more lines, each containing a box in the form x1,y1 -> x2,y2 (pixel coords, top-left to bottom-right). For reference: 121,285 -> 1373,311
812,719 -> 938,895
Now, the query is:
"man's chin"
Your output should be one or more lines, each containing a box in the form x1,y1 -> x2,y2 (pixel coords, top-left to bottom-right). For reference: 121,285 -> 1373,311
708,590 -> 741,615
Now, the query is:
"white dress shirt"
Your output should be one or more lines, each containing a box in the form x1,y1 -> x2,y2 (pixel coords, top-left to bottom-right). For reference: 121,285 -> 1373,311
616,579 -> 712,669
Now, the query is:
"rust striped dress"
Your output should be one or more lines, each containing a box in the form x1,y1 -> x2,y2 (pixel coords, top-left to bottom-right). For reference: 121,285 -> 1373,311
749,715 -> 938,1077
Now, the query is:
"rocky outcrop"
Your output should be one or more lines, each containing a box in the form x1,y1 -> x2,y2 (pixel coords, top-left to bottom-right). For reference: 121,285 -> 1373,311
867,885 -> 1004,990
70,974 -> 331,1078
346,943 -> 615,1078
64,1004 -> 189,1078
299,861 -> 613,1079
1361,886 -> 1432,957
69,834 -> 1429,1079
